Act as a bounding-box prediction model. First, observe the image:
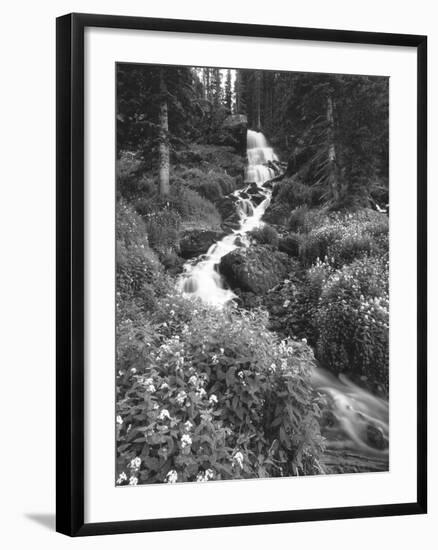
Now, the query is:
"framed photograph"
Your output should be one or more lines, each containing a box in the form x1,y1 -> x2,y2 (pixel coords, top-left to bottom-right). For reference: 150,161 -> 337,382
56,13 -> 427,536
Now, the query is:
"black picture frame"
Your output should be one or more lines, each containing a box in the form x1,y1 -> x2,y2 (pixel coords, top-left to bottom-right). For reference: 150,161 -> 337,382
56,12 -> 427,537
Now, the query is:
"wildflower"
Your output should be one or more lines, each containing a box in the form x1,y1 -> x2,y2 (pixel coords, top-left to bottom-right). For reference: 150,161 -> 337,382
181,434 -> 192,449
269,363 -> 276,373
232,451 -> 244,469
283,299 -> 290,308
209,394 -> 218,405
212,354 -> 218,364
160,382 -> 169,390
158,409 -> 170,421
129,476 -> 138,486
220,348 -> 224,354
131,368 -> 137,374
116,472 -> 127,484
188,375 -> 198,385
196,469 -> 214,482
184,420 -> 193,431
130,457 -> 141,470
165,470 -> 178,483
176,390 -> 187,405
116,415 -> 123,425
301,338 -> 307,344
197,388 -> 207,398
237,371 -> 244,379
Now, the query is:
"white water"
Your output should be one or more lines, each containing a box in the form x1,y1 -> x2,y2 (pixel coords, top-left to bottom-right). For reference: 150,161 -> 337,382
178,130 -> 278,306
176,130 -> 389,458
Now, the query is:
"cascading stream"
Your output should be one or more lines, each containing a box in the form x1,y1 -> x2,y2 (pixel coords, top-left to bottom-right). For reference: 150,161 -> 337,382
176,129 -> 389,461
177,130 -> 277,307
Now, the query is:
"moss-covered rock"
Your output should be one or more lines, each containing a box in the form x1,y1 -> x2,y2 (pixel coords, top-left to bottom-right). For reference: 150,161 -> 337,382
219,245 -> 290,295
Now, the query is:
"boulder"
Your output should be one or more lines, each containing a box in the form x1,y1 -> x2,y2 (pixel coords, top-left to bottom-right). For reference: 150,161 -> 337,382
179,230 -> 224,259
218,114 -> 248,155
219,245 -> 290,295
216,196 -> 238,220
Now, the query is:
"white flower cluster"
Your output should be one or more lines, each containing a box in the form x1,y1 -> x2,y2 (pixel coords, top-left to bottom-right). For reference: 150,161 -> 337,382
143,377 -> 156,393
196,469 -> 214,482
181,434 -> 192,449
129,457 -> 141,470
158,409 -> 170,421
232,451 -> 244,469
116,471 -> 127,485
175,390 -> 187,405
165,469 -> 178,484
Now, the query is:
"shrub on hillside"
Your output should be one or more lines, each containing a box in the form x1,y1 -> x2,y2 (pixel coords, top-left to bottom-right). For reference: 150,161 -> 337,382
316,257 -> 389,389
266,259 -> 333,344
275,178 -> 313,207
116,300 -> 324,485
278,233 -> 301,257
116,201 -> 171,380
296,209 -> 388,267
170,186 -> 222,229
177,167 -> 236,203
116,201 -> 164,307
288,206 -> 327,234
249,224 -> 279,248
117,154 -> 156,201
143,209 -> 181,257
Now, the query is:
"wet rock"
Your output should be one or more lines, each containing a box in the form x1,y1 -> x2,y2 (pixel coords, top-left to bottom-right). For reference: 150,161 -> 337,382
179,230 -> 225,259
219,245 -> 290,295
366,423 -> 388,450
221,217 -> 241,232
218,114 -> 248,155
216,196 -> 238,220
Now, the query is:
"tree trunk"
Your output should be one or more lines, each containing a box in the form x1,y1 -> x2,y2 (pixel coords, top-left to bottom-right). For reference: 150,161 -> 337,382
159,70 -> 170,197
327,94 -> 339,202
235,70 -> 242,113
255,71 -> 262,131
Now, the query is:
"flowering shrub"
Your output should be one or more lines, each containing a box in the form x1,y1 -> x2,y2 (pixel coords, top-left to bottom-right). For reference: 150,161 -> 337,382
266,260 -> 333,344
297,209 -> 388,268
316,257 -> 389,389
116,298 -> 324,485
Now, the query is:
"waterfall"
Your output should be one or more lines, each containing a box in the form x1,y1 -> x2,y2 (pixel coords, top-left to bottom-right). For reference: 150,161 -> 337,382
176,130 -> 389,459
177,130 -> 277,307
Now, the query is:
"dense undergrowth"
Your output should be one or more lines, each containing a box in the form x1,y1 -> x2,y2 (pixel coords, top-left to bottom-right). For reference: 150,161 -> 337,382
116,142 -> 389,485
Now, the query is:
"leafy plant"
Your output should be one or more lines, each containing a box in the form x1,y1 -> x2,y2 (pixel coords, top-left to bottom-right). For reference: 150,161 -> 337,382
116,300 -> 324,485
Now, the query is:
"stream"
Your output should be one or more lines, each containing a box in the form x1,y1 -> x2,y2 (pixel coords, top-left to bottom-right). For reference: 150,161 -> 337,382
178,130 -> 389,472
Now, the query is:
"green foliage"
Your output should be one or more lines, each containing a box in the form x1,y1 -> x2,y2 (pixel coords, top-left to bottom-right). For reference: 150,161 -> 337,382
177,166 -> 236,203
116,299 -> 324,484
316,257 -> 389,388
249,224 -> 279,248
169,186 -> 222,229
295,208 -> 388,268
143,208 -> 181,257
288,206 -> 327,234
275,178 -> 315,208
116,201 -> 171,377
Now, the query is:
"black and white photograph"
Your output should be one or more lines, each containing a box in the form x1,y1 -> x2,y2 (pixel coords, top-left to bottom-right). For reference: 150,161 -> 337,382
115,64 -> 390,485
